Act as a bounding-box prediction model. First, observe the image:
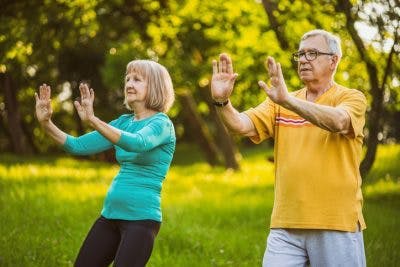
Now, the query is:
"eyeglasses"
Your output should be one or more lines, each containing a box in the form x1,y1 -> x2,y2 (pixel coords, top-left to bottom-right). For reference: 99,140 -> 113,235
292,49 -> 335,62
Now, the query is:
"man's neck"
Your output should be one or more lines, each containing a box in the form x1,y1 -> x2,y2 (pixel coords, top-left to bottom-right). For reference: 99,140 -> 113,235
305,79 -> 334,102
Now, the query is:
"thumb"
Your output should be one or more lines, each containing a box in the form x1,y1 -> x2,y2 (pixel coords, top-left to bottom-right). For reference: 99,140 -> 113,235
231,73 -> 239,81
258,80 -> 270,94
74,101 -> 82,111
229,73 -> 238,86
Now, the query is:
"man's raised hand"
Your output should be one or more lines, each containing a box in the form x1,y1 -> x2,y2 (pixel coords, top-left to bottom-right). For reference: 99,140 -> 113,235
258,56 -> 290,105
211,53 -> 238,102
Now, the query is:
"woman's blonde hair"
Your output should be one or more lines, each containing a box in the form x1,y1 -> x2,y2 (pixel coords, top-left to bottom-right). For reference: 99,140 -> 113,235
124,60 -> 175,113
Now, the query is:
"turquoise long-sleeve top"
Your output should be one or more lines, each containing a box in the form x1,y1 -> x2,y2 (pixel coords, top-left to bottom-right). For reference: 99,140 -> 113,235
62,112 -> 176,222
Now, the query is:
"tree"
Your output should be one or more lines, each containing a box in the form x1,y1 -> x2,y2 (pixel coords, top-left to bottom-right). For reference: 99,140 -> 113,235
335,0 -> 399,177
0,0 -> 99,153
260,0 -> 399,177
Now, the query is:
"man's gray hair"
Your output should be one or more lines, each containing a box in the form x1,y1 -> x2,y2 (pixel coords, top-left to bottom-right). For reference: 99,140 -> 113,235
301,29 -> 342,58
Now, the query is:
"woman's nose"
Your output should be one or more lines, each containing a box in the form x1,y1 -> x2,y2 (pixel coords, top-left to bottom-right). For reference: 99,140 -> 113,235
125,81 -> 134,89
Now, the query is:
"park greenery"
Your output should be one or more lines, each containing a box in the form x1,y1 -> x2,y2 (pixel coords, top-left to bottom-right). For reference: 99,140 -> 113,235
1,144 -> 399,266
1,0 -> 399,173
1,0 -> 399,266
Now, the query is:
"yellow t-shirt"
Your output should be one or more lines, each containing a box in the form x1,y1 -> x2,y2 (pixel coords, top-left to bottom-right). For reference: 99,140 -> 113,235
244,84 -> 367,232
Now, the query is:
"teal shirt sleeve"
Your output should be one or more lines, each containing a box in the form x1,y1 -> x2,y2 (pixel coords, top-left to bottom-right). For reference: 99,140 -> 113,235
62,118 -> 120,155
116,118 -> 173,153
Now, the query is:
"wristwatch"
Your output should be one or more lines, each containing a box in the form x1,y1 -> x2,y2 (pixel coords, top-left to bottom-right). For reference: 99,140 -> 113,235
212,99 -> 229,107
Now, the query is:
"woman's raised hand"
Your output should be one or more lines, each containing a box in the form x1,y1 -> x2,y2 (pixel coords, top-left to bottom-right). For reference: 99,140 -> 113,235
35,84 -> 53,124
211,53 -> 238,102
74,83 -> 95,123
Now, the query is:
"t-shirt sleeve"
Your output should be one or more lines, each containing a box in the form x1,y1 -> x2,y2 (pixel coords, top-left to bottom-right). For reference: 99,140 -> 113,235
116,118 -> 174,152
336,89 -> 367,139
243,98 -> 276,144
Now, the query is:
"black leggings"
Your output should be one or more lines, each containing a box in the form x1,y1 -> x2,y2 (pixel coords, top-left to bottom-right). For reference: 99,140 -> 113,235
74,216 -> 160,267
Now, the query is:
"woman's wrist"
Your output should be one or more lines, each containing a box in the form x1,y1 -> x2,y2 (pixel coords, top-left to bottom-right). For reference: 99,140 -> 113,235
88,115 -> 99,128
39,119 -> 52,128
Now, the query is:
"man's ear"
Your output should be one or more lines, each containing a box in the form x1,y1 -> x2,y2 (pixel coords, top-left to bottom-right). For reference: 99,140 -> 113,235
330,55 -> 339,70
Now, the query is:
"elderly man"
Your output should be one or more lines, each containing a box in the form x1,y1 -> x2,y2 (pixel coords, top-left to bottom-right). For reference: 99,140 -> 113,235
211,29 -> 367,266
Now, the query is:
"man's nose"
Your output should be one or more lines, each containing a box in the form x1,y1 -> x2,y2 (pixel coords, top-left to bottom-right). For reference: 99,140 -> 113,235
298,53 -> 308,63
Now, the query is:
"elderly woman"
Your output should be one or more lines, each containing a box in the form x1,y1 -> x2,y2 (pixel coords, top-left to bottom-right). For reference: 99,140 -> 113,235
35,60 -> 176,267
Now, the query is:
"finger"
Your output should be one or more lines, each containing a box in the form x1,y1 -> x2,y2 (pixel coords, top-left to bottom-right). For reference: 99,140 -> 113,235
74,100 -> 82,111
266,56 -> 276,76
271,58 -> 277,75
90,88 -> 95,101
258,80 -> 270,94
39,85 -> 43,100
42,84 -> 48,100
34,92 -> 39,103
221,58 -> 227,73
277,63 -> 285,81
230,73 -> 239,82
40,84 -> 47,100
259,80 -> 274,99
46,85 -> 51,100
218,58 -> 222,73
220,53 -> 230,73
82,83 -> 90,98
79,83 -> 85,100
226,56 -> 233,74
212,60 -> 218,74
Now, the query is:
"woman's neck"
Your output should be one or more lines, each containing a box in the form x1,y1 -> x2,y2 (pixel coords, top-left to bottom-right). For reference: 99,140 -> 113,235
132,108 -> 157,121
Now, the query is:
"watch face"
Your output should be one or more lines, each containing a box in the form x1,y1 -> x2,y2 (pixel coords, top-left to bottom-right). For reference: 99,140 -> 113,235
213,100 -> 229,107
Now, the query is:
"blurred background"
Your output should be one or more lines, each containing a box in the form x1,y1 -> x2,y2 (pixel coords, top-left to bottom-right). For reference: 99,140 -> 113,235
1,0 -> 399,174
0,0 -> 399,266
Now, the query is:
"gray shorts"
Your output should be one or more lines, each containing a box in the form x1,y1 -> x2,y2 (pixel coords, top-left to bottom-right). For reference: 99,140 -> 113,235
262,228 -> 366,267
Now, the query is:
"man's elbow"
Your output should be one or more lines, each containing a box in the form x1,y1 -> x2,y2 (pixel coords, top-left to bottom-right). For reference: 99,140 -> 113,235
334,112 -> 352,134
224,124 -> 244,135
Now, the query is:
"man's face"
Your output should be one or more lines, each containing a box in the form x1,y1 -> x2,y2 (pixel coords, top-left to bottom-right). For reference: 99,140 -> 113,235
297,35 -> 337,83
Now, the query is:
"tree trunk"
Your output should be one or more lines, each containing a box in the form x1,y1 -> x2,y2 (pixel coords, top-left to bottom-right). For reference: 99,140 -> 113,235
0,110 -> 11,152
199,87 -> 240,170
261,0 -> 298,71
178,90 -> 222,166
0,73 -> 33,154
336,0 -> 387,178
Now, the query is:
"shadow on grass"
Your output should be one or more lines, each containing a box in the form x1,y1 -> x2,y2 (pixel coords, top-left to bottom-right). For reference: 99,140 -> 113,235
0,153 -> 114,168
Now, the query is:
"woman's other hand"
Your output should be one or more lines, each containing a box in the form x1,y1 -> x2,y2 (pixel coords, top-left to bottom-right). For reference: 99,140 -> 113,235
35,84 -> 53,124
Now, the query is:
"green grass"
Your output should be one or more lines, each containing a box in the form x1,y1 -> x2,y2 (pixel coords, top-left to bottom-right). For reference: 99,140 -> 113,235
0,143 -> 399,267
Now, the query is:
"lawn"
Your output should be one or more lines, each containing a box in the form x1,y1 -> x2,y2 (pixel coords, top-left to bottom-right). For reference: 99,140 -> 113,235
0,143 -> 399,266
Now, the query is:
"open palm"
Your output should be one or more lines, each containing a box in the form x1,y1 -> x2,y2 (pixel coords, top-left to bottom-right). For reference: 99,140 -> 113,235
74,83 -> 95,122
258,56 -> 290,105
211,53 -> 238,102
35,84 -> 53,123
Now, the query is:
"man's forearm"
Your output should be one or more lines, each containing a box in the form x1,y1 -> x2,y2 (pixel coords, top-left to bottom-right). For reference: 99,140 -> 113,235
282,96 -> 350,134
216,102 -> 256,136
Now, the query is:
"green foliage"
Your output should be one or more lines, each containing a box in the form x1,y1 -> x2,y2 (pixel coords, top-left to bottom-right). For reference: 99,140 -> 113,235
0,144 -> 399,266
0,0 -> 398,153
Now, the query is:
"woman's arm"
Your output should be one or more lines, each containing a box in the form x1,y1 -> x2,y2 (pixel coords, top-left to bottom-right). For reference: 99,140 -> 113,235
35,84 -> 67,145
74,83 -> 173,153
116,119 -> 174,152
35,84 -> 113,155
74,83 -> 123,144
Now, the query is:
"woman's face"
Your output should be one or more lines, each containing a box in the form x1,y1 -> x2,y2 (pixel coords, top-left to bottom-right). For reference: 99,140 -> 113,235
124,71 -> 148,106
